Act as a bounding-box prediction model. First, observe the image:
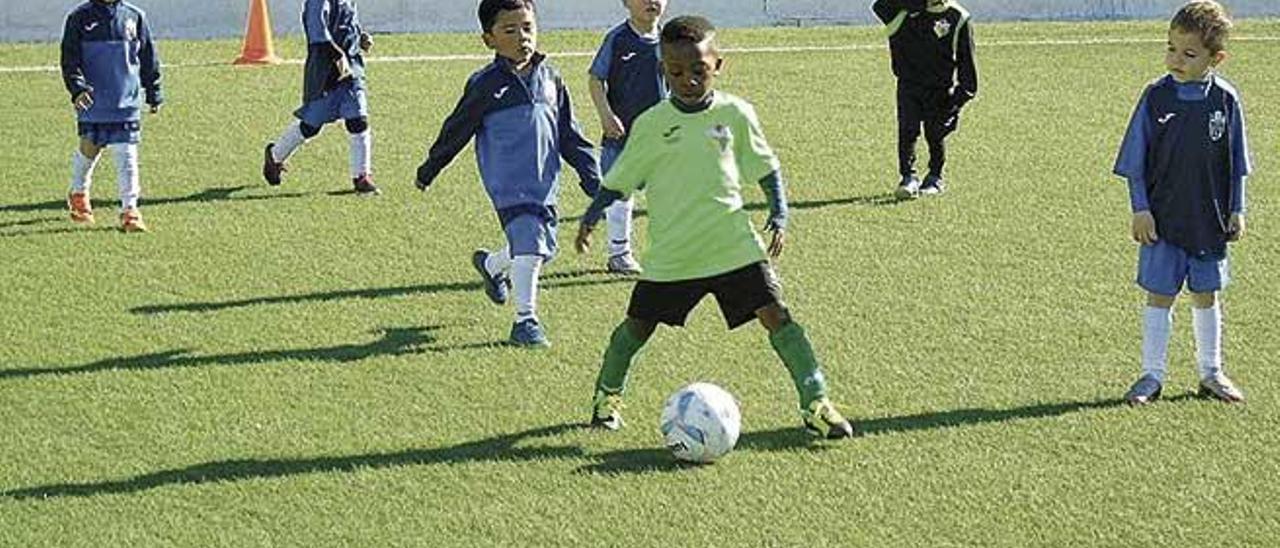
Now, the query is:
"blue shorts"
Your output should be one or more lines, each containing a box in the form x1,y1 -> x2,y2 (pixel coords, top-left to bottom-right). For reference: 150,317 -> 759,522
78,121 -> 140,146
1137,240 -> 1229,296
294,80 -> 368,128
503,213 -> 558,259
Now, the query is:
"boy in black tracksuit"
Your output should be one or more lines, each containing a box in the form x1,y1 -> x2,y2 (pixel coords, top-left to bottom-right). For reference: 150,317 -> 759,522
873,0 -> 977,198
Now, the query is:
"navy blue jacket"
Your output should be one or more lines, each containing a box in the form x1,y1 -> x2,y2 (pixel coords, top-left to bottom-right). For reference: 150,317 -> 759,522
61,0 -> 162,123
589,21 -> 667,148
416,54 -> 601,217
302,0 -> 366,103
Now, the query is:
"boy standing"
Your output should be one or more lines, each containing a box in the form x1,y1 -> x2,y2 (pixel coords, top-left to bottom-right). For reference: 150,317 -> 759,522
1114,1 -> 1251,405
872,0 -> 977,198
61,0 -> 162,232
576,16 -> 857,439
587,0 -> 669,274
415,0 -> 602,347
262,0 -> 380,196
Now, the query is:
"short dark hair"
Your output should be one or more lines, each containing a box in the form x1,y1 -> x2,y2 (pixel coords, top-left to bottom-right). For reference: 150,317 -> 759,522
1171,1 -> 1232,53
661,15 -> 716,46
478,0 -> 536,33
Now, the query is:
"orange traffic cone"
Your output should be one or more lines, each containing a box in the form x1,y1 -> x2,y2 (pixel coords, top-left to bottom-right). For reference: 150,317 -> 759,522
234,0 -> 283,65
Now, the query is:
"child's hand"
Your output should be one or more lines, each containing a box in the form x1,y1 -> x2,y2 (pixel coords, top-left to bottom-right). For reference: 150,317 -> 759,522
335,55 -> 353,81
359,32 -> 373,52
601,115 -> 626,140
766,226 -> 786,258
1227,213 -> 1245,241
73,91 -> 93,111
1131,211 -> 1158,245
575,223 -> 594,254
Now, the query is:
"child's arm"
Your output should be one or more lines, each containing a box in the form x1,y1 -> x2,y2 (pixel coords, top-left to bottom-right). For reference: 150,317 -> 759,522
59,14 -> 92,110
556,77 -> 603,198
589,78 -> 625,140
758,171 -> 789,258
1113,90 -> 1157,244
872,0 -> 928,24
304,0 -> 350,80
137,13 -> 163,112
1228,97 -> 1251,240
415,81 -> 486,191
953,16 -> 978,109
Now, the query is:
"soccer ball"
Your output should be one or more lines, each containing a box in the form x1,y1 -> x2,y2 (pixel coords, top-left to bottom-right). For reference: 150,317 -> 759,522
659,383 -> 741,463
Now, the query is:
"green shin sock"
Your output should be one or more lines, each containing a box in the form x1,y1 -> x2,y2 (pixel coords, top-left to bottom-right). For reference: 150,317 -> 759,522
768,321 -> 829,408
596,322 -> 647,394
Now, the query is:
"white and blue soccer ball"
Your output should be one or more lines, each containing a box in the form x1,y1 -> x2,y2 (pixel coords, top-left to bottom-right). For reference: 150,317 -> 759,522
660,383 -> 741,463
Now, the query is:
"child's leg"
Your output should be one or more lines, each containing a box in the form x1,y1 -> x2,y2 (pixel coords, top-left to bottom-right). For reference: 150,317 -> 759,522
71,138 -> 104,194
484,245 -> 513,278
345,117 -> 371,178
595,318 -> 656,394
112,143 -> 140,211
605,197 -> 635,257
923,118 -> 947,179
758,303 -> 828,408
511,254 -> 543,322
1141,292 -> 1177,382
896,86 -> 924,177
271,120 -> 317,164
1190,291 -> 1221,378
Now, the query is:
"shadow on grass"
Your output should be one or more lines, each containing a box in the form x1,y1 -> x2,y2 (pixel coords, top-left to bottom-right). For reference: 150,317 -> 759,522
1,423 -> 586,500
0,185 -> 307,215
0,217 -> 61,230
0,327 -> 440,380
858,397 -> 1134,435
558,192 -> 905,223
577,427 -> 826,475
129,268 -> 629,315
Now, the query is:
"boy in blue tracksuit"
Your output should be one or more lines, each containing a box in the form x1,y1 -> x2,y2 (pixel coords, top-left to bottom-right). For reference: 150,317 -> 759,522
586,0 -> 668,274
60,0 -> 162,232
263,0 -> 380,196
1113,1 -> 1251,405
414,0 -> 602,347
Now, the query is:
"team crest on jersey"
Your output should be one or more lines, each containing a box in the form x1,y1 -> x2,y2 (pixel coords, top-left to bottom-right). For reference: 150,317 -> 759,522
124,18 -> 138,41
706,124 -> 733,153
1208,110 -> 1226,142
933,19 -> 952,38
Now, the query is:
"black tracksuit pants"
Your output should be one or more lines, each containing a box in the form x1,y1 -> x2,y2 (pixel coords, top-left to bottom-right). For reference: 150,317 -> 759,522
896,83 -> 953,178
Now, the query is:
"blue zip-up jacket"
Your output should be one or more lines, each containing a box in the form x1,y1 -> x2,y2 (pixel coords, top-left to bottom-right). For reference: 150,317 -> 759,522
302,0 -> 365,103
60,0 -> 162,124
416,53 -> 602,216
589,21 -> 666,148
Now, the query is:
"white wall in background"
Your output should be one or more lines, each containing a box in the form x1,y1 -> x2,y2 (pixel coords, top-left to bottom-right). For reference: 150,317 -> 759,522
8,0 -> 1278,42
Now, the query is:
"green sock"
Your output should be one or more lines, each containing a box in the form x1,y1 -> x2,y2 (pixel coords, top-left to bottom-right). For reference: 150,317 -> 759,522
768,321 -> 829,408
595,322 -> 647,394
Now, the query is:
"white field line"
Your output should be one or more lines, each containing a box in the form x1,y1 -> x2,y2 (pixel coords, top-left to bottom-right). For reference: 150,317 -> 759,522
3,35 -> 1279,74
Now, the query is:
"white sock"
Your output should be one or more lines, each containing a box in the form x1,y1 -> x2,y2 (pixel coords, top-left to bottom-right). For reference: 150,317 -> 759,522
485,245 -> 512,277
1193,304 -> 1222,379
511,255 -> 543,322
605,197 -> 634,257
272,121 -> 307,163
1141,306 -> 1174,382
113,143 -> 140,210
70,149 -> 98,193
349,129 -> 372,178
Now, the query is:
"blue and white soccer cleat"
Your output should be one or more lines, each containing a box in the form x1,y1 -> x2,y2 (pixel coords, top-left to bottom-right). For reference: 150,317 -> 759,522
1124,374 -> 1163,406
471,249 -> 510,305
509,318 -> 550,348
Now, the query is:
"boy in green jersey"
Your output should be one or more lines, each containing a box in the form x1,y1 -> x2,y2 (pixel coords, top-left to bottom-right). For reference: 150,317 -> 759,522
575,15 -> 857,439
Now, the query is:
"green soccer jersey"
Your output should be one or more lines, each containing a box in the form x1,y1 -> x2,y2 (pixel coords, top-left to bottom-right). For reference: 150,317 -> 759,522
603,92 -> 781,282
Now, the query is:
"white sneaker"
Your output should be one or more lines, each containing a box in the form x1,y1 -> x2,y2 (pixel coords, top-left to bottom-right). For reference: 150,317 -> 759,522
607,252 -> 642,275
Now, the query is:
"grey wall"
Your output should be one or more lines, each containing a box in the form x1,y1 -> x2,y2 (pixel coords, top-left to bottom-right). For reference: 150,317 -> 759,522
8,0 -> 1280,43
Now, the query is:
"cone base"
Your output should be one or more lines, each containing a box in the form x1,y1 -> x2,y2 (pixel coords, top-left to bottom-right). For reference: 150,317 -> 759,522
233,54 -> 284,65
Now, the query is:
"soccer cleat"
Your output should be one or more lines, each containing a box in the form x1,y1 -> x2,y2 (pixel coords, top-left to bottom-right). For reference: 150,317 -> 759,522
802,398 -> 858,439
352,173 -> 381,196
590,390 -> 625,430
1198,373 -> 1245,403
1124,375 -> 1163,406
471,249 -> 510,305
919,175 -> 946,196
120,208 -> 147,233
67,191 -> 94,224
606,252 -> 643,275
895,175 -> 921,200
262,144 -> 287,186
509,318 -> 550,348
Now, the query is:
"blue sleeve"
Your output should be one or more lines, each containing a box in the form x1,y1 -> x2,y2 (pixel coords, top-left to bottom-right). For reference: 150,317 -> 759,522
303,0 -> 334,45
416,79 -> 486,188
758,170 -> 789,230
138,13 -> 162,106
1113,92 -> 1152,183
1127,177 -> 1150,212
589,32 -> 613,80
1231,99 -> 1250,214
556,77 -> 602,197
60,11 -> 91,100
581,188 -> 626,227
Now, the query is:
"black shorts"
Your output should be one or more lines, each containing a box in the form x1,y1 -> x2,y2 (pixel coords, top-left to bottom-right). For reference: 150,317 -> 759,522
626,262 -> 783,329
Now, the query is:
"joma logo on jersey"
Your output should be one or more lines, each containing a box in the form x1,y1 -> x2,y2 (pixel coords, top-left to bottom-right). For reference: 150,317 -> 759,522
1208,110 -> 1226,142
662,125 -> 681,143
